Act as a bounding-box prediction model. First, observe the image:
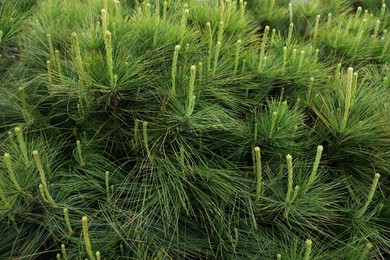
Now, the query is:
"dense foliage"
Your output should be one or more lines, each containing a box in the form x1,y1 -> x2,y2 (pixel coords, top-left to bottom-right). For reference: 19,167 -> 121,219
0,0 -> 389,259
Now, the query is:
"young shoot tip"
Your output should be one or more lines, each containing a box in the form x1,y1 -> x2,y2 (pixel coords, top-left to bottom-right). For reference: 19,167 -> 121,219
304,239 -> 313,260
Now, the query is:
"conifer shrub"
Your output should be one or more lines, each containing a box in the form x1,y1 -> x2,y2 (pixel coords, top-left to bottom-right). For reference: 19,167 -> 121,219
0,0 -> 389,259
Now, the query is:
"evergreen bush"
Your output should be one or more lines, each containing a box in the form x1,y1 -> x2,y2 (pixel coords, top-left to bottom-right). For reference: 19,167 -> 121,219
0,0 -> 389,259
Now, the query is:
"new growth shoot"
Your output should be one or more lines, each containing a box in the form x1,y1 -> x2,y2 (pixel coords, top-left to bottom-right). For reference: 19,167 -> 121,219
104,31 -> 114,88
282,47 -> 287,73
55,50 -> 63,81
213,41 -> 222,75
33,150 -> 55,204
61,244 -> 68,260
287,23 -> 294,45
285,154 -> 293,204
82,216 -> 95,260
186,65 -> 197,117
4,153 -> 21,191
101,9 -> 107,32
312,15 -> 320,47
76,140 -> 86,167
47,34 -> 55,62
284,154 -> 297,218
14,127 -> 28,164
47,60 -> 52,86
254,147 -> 262,200
304,239 -> 312,260
64,208 -> 73,235
71,32 -> 88,83
269,111 -> 278,138
171,45 -> 181,95
341,67 -> 354,132
258,26 -> 269,72
180,8 -> 189,45
355,173 -> 381,219
303,145 -> 323,194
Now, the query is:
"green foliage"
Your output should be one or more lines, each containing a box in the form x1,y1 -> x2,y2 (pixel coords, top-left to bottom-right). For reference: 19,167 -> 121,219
0,0 -> 389,259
